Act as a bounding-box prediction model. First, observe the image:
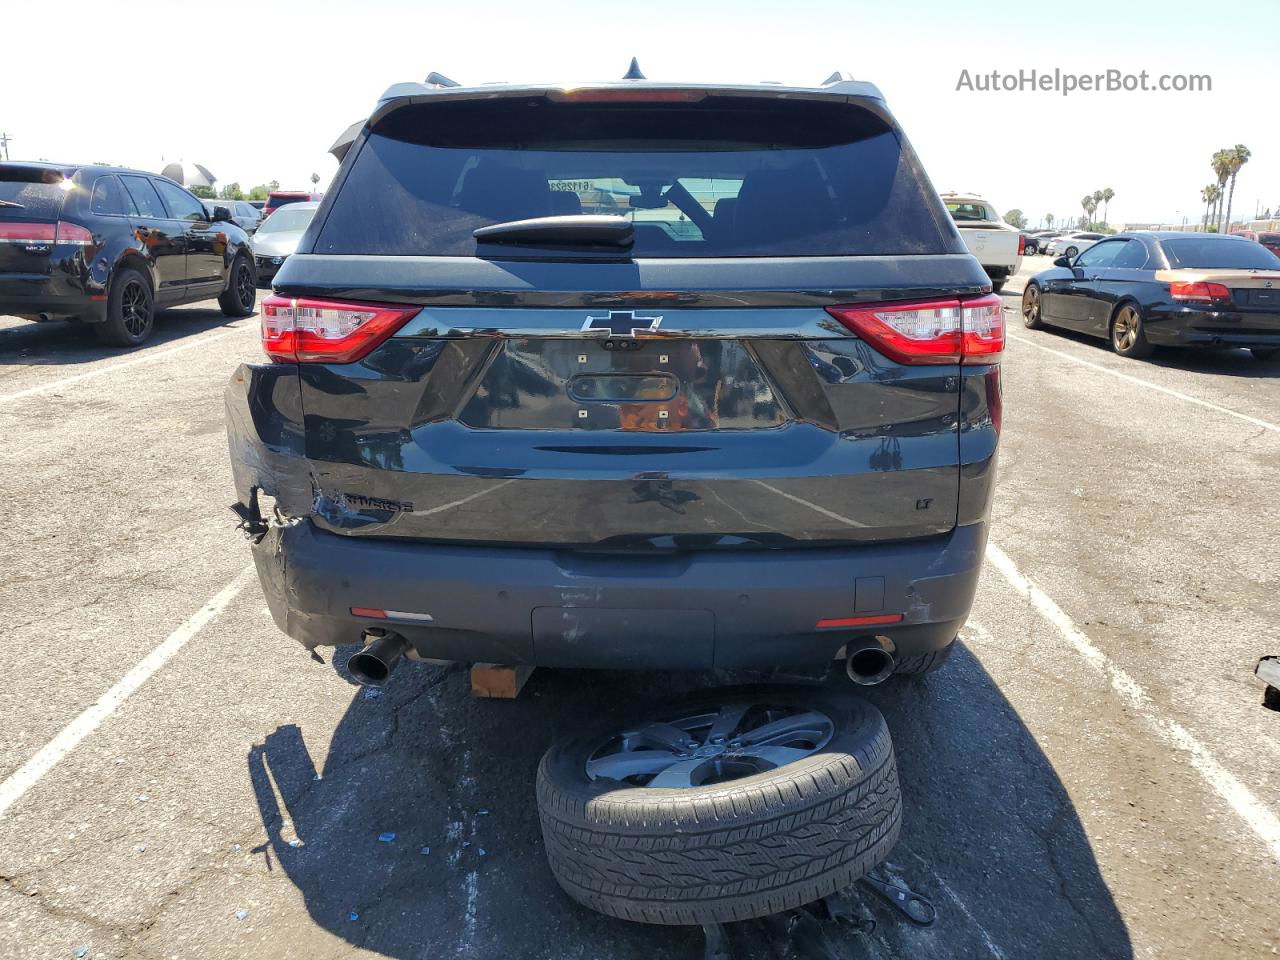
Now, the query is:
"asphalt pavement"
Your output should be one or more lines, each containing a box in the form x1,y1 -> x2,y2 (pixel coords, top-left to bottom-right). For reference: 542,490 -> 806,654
0,261 -> 1277,959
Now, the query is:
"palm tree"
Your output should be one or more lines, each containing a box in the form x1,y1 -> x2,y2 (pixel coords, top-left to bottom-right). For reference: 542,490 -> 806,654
1211,150 -> 1232,230
1222,144 -> 1251,234
1046,212 -> 1054,230
1092,190 -> 1105,227
1201,185 -> 1220,231
1101,187 -> 1115,226
1081,195 -> 1094,229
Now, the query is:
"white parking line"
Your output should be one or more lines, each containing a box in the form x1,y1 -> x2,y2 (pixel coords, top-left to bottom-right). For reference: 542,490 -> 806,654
985,543 -> 1280,861
1007,333 -> 1280,434
0,324 -> 250,406
901,846 -> 1006,959
0,565 -> 254,818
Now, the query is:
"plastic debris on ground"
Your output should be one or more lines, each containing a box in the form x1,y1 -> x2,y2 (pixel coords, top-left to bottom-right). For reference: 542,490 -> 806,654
420,846 -> 431,856
235,909 -> 249,921
378,832 -> 396,843
349,911 -> 360,922
74,949 -> 89,959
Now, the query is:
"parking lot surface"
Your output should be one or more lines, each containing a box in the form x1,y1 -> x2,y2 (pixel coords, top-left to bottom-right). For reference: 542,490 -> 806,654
1,261 -> 1277,959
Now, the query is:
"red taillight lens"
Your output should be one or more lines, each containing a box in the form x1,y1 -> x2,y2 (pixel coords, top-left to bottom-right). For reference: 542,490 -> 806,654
0,221 -> 92,245
55,221 -> 93,245
1170,280 -> 1231,303
260,296 -> 420,363
1017,234 -> 1026,256
0,222 -> 57,244
960,294 -> 1005,362
825,294 -> 1004,365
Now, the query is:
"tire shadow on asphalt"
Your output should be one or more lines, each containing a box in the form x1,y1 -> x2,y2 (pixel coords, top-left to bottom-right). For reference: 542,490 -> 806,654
245,643 -> 1132,959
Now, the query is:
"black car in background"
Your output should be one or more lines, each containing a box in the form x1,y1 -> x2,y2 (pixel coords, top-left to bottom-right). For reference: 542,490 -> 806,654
1022,232 -> 1280,360
202,198 -> 263,234
0,162 -> 256,346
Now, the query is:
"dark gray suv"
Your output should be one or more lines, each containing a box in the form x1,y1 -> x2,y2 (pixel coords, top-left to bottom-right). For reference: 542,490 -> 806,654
226,74 -> 1001,685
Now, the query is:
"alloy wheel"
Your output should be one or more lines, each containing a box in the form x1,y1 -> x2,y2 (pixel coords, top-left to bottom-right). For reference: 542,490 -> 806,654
1113,306 -> 1140,352
1022,285 -> 1040,326
585,701 -> 835,788
121,279 -> 151,337
235,261 -> 254,308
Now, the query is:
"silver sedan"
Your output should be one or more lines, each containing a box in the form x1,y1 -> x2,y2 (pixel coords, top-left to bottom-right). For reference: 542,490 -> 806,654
251,202 -> 320,287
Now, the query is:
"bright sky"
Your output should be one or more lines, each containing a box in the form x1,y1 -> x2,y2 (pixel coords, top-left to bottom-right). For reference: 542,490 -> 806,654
6,0 -> 1277,228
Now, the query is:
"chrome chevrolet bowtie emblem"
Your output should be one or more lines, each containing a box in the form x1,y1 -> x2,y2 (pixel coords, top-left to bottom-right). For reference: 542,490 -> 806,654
582,310 -> 663,337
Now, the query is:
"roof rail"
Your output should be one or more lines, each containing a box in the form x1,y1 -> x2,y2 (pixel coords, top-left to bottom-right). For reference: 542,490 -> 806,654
425,71 -> 460,88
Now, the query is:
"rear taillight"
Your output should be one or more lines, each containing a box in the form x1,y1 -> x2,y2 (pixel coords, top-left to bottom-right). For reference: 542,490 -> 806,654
55,221 -> 94,245
1017,234 -> 1026,255
1170,280 -> 1231,303
0,222 -> 56,244
260,295 -> 420,363
825,294 -> 1004,365
0,221 -> 92,245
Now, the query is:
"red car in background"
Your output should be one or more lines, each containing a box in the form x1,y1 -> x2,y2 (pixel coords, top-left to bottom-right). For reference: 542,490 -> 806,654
263,190 -> 315,217
1231,229 -> 1280,259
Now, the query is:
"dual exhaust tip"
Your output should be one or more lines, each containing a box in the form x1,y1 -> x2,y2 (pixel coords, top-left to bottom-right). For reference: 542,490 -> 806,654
351,631 -> 896,688
349,630 -> 410,687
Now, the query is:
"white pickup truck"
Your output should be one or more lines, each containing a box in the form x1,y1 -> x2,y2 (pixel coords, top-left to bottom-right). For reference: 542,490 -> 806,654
941,193 -> 1024,293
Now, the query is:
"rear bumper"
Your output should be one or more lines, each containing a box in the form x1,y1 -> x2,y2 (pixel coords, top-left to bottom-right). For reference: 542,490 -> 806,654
1146,305 -> 1280,348
252,518 -> 988,669
0,274 -> 104,322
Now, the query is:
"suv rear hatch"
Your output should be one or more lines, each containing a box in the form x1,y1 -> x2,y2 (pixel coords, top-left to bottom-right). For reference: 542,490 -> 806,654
0,165 -> 73,277
266,89 -> 992,550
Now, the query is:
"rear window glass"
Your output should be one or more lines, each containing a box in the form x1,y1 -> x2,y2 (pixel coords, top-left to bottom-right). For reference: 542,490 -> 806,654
1161,237 -> 1280,269
0,175 -> 68,219
121,176 -> 167,219
269,195 -> 308,209
91,176 -> 135,216
315,97 -> 958,258
258,207 -> 316,233
945,202 -> 994,222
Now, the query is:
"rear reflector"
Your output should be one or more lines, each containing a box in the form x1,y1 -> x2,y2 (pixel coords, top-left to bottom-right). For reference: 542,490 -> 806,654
261,296 -> 420,363
1170,280 -> 1231,303
350,607 -> 434,623
1017,234 -> 1026,256
0,221 -> 93,245
825,294 -> 1004,365
816,614 -> 904,629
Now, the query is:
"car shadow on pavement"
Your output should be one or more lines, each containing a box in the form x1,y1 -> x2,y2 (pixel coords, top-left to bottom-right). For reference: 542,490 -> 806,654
246,643 -> 1132,960
1025,325 -> 1280,378
0,306 -> 246,367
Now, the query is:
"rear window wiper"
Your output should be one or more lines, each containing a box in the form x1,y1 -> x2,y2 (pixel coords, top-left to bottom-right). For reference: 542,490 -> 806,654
473,214 -> 634,248
0,200 -> 24,209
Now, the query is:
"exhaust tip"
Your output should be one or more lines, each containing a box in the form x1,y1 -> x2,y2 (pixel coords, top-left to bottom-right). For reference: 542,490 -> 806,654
846,645 -> 895,686
348,631 -> 409,686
